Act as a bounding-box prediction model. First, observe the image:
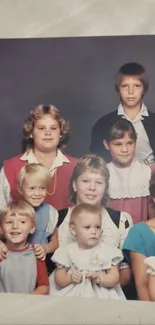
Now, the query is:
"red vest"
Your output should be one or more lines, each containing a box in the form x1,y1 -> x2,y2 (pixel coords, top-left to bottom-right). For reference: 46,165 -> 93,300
4,153 -> 78,211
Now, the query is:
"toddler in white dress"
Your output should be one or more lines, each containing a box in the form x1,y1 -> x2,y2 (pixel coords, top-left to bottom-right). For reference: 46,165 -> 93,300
50,203 -> 126,299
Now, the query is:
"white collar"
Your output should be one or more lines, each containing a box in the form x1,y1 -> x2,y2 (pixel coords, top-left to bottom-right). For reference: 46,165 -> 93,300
20,149 -> 70,171
117,102 -> 149,121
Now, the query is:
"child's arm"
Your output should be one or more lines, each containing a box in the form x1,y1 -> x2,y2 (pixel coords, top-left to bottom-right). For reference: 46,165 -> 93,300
44,206 -> 59,254
144,256 -> 155,301
43,228 -> 58,255
34,206 -> 59,260
0,240 -> 8,261
0,167 -> 11,210
34,228 -> 58,260
130,251 -> 150,301
119,266 -> 131,287
148,275 -> 155,301
119,255 -> 131,286
31,285 -> 49,295
55,267 -> 83,288
100,266 -> 120,287
31,259 -> 49,295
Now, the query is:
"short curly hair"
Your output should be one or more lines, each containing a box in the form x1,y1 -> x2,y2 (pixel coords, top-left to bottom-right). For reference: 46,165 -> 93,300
22,104 -> 70,152
69,154 -> 110,207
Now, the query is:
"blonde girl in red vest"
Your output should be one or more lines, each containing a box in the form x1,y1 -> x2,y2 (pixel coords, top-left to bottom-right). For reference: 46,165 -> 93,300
0,105 -> 77,211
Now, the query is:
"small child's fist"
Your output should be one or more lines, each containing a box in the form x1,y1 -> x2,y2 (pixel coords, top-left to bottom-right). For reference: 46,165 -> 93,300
70,270 -> 83,283
0,241 -> 8,261
33,244 -> 46,261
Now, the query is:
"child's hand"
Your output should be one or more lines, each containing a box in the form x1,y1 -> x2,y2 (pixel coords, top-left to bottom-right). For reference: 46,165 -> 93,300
0,241 -> 8,261
86,271 -> 100,284
70,270 -> 83,283
33,244 -> 46,261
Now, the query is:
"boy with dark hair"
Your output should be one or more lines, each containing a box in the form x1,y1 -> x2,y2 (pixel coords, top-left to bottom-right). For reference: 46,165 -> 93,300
90,62 -> 155,164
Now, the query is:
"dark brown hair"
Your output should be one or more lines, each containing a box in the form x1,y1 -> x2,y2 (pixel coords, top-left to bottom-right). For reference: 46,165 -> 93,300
115,62 -> 149,94
104,119 -> 137,143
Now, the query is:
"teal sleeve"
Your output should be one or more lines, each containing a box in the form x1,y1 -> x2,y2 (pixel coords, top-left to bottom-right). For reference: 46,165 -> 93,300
122,225 -> 145,264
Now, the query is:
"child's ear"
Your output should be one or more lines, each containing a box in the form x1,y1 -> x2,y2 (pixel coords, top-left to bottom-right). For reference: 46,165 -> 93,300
69,224 -> 76,236
17,184 -> 22,195
29,225 -> 35,235
72,181 -> 77,192
103,139 -> 110,150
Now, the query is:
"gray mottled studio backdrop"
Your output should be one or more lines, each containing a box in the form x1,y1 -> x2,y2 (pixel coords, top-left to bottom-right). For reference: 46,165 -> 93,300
1,35 -> 155,165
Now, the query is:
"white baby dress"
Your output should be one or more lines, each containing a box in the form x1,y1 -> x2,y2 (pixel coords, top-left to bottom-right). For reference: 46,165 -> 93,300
49,242 -> 126,300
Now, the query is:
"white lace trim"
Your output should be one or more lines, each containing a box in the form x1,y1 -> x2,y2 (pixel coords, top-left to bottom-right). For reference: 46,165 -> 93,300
107,160 -> 151,199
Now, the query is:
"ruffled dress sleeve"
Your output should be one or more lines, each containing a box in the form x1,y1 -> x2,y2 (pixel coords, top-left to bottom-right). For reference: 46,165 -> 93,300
51,246 -> 71,269
91,244 -> 123,271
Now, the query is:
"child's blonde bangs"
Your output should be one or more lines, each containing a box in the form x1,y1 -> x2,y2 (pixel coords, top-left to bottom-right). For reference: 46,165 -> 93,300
17,163 -> 51,189
0,200 -> 36,225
